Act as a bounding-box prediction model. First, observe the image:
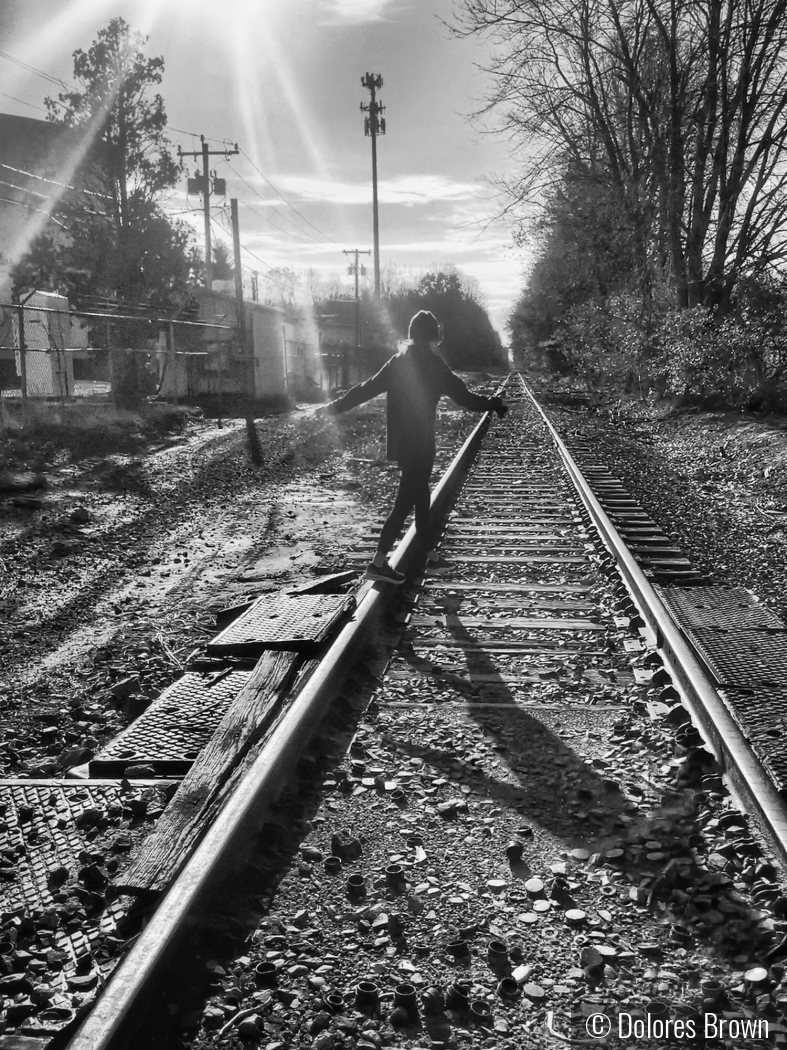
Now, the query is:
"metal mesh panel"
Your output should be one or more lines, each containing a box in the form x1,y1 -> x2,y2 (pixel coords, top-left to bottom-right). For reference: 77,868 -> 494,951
719,686 -> 787,791
207,592 -> 354,656
90,670 -> 251,776
659,585 -> 785,631
0,784 -> 141,964
682,626 -> 787,687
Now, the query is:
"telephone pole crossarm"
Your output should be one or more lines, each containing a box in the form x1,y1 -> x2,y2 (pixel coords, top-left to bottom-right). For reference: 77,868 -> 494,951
178,135 -> 240,289
342,248 -> 371,388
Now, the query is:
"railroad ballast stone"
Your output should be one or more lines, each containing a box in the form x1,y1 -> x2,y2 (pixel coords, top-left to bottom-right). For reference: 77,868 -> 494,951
176,386 -> 786,1050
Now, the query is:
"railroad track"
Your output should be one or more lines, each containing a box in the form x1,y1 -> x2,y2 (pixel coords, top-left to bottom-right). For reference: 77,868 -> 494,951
3,373 -> 787,1049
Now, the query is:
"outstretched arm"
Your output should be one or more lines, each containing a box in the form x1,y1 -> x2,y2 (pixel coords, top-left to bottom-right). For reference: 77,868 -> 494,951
319,360 -> 392,416
440,364 -> 508,417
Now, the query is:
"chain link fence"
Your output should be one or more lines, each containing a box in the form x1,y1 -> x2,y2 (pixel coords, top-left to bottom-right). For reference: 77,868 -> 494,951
0,300 -> 236,412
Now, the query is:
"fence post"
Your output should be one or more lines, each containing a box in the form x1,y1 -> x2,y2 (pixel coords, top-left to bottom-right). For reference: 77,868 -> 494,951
169,322 -> 177,405
16,303 -> 28,407
106,317 -> 117,406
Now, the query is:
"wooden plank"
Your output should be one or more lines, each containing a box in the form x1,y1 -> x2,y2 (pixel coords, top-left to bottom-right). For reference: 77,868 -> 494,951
429,554 -> 586,564
451,519 -> 577,527
118,650 -> 300,896
288,570 -> 357,595
440,543 -> 583,551
421,598 -> 596,611
410,615 -> 603,631
422,581 -> 590,593
410,639 -> 601,652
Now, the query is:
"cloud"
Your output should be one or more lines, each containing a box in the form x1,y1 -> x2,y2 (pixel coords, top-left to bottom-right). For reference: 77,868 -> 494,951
317,0 -> 400,23
274,173 -> 483,206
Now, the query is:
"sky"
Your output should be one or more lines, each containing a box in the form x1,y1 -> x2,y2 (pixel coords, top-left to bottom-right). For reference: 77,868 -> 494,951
0,0 -> 532,337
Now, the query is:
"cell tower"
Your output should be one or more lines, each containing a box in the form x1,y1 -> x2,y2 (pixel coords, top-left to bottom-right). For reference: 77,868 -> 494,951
360,73 -> 385,297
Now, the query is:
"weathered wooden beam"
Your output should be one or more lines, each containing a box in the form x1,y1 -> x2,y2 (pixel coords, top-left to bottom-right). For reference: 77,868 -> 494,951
118,650 -> 300,896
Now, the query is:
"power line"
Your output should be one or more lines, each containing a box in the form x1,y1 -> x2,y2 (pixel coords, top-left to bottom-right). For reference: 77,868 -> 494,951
0,91 -> 47,112
243,200 -> 315,241
211,212 -> 279,277
162,205 -> 203,217
0,161 -> 112,200
167,125 -> 202,138
0,194 -> 66,228
0,50 -> 72,90
0,177 -> 53,201
224,159 -> 323,243
238,146 -> 334,241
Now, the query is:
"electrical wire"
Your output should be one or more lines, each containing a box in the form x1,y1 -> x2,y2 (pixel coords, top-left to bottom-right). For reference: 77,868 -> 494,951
0,177 -> 54,201
0,195 -> 66,227
243,201 -> 315,242
0,91 -> 47,112
238,146 -> 335,241
209,213 -> 278,276
162,206 -> 203,216
242,194 -> 322,243
224,159 -> 323,243
0,50 -> 72,90
166,125 -> 202,138
0,161 -> 112,200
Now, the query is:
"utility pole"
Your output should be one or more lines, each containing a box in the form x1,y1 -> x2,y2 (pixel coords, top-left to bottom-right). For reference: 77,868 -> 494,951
230,198 -> 245,351
15,288 -> 37,418
360,74 -> 385,297
179,136 -> 239,289
343,248 -> 371,388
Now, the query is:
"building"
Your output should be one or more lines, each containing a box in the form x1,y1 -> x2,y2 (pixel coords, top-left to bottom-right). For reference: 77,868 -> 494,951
156,286 -> 290,403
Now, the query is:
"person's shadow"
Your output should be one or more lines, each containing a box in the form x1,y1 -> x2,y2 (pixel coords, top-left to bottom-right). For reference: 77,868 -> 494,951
395,592 -> 640,851
391,591 -> 771,968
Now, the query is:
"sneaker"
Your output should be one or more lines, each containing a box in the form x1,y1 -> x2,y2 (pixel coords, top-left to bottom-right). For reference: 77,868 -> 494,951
365,561 -> 406,585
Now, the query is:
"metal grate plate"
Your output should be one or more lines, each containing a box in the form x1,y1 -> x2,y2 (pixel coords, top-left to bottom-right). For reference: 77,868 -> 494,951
719,686 -> 787,791
0,783 -> 158,1036
658,585 -> 786,631
0,784 -> 147,951
90,670 -> 252,776
207,593 -> 355,656
682,626 -> 787,687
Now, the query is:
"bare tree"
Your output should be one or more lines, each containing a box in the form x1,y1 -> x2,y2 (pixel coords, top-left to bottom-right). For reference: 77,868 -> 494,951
455,0 -> 787,307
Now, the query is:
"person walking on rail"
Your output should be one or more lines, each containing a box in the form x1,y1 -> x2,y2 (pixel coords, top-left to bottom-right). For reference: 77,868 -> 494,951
318,310 -> 508,585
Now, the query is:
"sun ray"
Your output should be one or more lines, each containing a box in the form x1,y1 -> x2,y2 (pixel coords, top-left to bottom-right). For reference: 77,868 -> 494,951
4,0 -> 176,273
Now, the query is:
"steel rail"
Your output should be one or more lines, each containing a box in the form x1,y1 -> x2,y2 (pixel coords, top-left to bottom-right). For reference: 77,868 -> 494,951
68,382 -> 506,1050
526,379 -> 787,871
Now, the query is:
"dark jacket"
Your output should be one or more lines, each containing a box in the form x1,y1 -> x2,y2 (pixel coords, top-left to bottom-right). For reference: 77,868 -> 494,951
327,344 -> 498,468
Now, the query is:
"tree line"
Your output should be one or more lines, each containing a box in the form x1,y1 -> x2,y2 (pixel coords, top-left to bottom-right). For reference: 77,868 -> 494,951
456,0 -> 787,408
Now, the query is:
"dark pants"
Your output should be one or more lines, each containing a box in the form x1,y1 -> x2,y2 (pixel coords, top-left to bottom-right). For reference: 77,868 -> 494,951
377,458 -> 433,554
